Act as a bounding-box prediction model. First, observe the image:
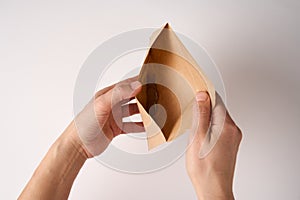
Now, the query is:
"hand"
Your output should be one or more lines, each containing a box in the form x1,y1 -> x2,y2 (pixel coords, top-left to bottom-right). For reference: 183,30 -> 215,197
75,76 -> 145,158
18,76 -> 145,200
186,92 -> 242,200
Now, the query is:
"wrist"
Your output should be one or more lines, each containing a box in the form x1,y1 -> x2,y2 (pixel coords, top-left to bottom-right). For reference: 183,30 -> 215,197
19,122 -> 88,199
190,176 -> 234,200
193,185 -> 234,200
62,121 -> 89,160
198,193 -> 234,200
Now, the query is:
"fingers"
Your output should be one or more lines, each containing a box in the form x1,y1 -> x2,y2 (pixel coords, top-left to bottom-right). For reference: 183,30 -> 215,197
122,103 -> 140,117
210,93 -> 242,141
210,93 -> 227,132
94,75 -> 139,98
121,122 -> 145,134
198,93 -> 228,158
124,75 -> 139,82
95,84 -> 116,98
194,92 -> 212,138
101,80 -> 142,109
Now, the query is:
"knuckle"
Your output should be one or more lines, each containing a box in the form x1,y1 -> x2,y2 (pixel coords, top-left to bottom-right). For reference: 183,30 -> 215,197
226,122 -> 242,141
113,85 -> 126,100
115,84 -> 131,99
114,85 -> 123,94
235,126 -> 243,141
199,105 -> 210,116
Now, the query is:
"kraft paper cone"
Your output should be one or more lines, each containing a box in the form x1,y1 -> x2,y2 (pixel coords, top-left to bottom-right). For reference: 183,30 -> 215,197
136,23 -> 215,150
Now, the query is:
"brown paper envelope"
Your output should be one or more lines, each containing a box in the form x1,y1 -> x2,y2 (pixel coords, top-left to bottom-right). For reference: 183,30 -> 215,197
136,23 -> 215,150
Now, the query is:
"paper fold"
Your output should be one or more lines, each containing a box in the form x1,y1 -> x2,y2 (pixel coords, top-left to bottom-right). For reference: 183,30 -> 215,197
136,23 -> 215,150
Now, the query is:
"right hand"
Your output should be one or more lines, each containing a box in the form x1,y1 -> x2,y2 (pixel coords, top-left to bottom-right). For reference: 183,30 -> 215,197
186,92 -> 242,200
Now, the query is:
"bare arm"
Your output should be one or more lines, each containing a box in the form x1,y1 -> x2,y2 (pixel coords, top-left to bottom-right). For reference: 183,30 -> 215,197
18,122 -> 87,199
19,77 -> 143,200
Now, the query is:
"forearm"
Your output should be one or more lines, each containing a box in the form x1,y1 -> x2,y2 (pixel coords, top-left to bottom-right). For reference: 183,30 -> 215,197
192,182 -> 234,200
190,170 -> 234,200
19,121 -> 87,200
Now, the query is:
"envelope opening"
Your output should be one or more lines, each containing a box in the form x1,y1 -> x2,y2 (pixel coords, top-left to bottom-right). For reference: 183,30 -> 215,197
136,23 -> 215,150
137,82 -> 182,141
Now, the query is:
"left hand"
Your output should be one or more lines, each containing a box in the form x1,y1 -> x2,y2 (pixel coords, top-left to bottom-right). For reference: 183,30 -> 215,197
18,76 -> 145,200
74,76 -> 145,158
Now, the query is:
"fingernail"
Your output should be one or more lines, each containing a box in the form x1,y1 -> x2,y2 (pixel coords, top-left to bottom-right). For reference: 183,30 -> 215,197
130,81 -> 141,90
196,92 -> 208,102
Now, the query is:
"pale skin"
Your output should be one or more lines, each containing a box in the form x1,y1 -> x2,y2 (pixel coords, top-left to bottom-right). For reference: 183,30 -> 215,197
19,77 -> 242,200
186,92 -> 242,200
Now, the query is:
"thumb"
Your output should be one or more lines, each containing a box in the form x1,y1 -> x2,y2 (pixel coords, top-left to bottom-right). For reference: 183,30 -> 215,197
194,91 -> 211,138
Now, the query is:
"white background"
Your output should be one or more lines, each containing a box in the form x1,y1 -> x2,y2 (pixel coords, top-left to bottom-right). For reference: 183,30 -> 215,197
1,0 -> 300,199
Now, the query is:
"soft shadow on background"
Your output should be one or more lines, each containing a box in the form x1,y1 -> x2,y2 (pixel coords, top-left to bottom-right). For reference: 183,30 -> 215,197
0,0 -> 299,199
